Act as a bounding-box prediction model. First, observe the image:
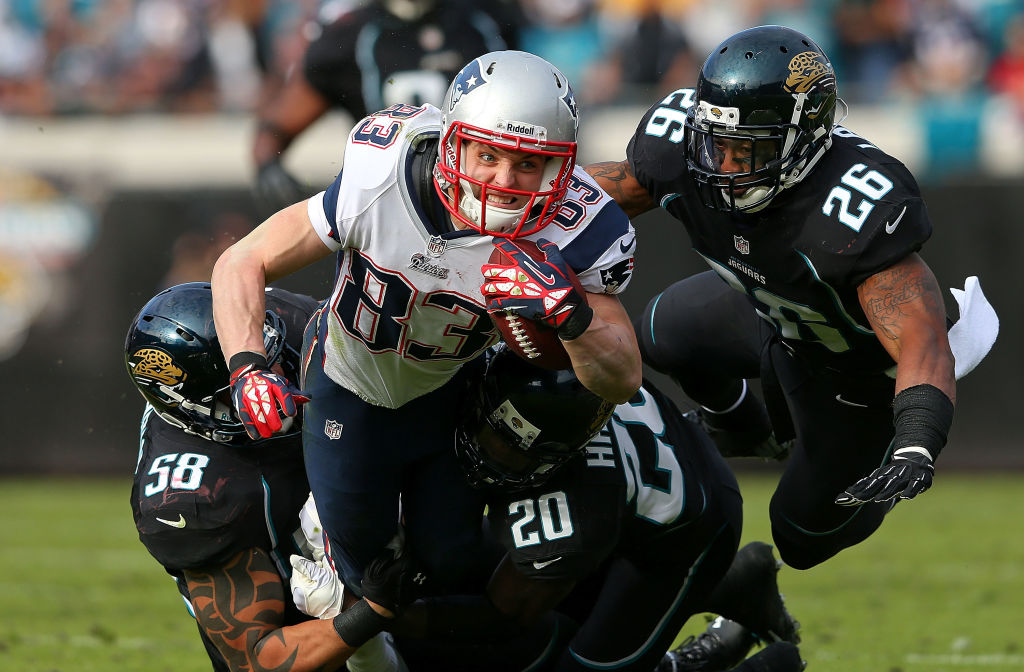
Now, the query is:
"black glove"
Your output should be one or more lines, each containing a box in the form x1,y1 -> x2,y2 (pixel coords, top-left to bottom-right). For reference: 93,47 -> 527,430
836,384 -> 952,506
360,533 -> 426,615
835,448 -> 934,506
254,159 -> 306,214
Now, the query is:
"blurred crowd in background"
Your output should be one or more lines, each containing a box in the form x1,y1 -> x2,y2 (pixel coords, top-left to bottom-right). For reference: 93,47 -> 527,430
0,0 -> 1019,469
2,0 -> 1022,120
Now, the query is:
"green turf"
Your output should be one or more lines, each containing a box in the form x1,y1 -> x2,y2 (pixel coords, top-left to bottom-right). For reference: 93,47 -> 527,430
1,473 -> 1021,671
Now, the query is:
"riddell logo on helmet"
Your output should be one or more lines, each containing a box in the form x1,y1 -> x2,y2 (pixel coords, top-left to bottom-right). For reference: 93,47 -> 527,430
505,121 -> 538,137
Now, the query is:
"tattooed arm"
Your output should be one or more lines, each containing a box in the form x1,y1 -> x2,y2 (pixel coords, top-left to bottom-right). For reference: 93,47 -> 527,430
185,547 -> 361,672
584,161 -> 656,218
857,253 -> 956,401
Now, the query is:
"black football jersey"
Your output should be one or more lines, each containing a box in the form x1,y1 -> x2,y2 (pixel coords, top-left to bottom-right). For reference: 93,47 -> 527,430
131,409 -> 310,669
486,383 -> 724,581
627,89 -> 933,373
304,2 -> 509,120
131,409 -> 309,573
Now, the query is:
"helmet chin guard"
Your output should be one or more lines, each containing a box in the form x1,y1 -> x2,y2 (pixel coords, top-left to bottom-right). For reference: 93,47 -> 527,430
433,51 -> 580,237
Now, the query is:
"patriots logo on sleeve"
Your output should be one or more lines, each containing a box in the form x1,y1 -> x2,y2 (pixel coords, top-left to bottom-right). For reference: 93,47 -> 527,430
601,257 -> 634,291
448,59 -> 486,112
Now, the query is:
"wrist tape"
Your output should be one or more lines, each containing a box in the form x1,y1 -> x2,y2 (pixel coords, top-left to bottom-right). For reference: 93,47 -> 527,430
332,599 -> 390,648
892,383 -> 954,462
557,303 -> 594,341
229,351 -> 269,374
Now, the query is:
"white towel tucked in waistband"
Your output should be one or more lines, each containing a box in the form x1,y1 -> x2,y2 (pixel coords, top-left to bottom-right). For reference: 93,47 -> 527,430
947,276 -> 998,380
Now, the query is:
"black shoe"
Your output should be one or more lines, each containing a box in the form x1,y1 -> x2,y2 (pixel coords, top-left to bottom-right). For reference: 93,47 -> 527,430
690,407 -> 791,461
658,617 -> 756,672
705,542 -> 801,645
729,642 -> 805,672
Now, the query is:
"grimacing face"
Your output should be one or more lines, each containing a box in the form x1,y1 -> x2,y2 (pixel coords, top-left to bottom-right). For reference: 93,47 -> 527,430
461,141 -> 547,204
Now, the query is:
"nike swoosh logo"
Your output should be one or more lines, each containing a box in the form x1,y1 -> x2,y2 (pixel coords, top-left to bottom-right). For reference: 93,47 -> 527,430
532,556 -> 562,570
884,206 -> 907,234
156,514 -> 187,528
619,236 -> 636,254
835,394 -> 869,408
515,251 -> 557,286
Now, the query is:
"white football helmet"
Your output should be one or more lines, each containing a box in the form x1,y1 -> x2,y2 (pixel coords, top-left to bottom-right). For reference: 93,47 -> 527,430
433,50 -> 579,238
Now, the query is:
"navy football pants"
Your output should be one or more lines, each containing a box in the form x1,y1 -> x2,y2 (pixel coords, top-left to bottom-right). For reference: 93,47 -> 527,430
301,336 -> 487,594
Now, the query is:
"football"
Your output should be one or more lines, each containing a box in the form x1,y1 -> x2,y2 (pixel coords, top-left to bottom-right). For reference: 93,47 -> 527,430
486,239 -> 585,371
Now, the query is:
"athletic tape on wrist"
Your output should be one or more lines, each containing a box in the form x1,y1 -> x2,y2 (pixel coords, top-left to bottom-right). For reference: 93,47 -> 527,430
892,383 -> 954,462
332,599 -> 390,648
557,303 -> 594,341
229,351 -> 269,374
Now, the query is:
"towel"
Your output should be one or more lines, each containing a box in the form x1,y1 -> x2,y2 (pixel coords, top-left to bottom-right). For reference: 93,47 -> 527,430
947,276 -> 998,380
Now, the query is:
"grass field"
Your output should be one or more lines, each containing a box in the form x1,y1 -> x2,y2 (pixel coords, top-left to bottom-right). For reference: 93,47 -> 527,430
1,472 -> 1021,672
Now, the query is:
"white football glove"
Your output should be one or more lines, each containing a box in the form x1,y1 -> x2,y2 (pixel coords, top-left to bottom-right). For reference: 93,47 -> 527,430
290,554 -> 345,619
297,492 -> 326,561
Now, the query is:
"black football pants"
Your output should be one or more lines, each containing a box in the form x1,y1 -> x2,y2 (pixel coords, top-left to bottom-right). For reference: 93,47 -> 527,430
635,270 -> 898,569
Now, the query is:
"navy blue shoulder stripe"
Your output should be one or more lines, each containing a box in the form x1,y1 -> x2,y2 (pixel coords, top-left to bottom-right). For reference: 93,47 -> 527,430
559,204 -> 631,272
322,172 -> 343,241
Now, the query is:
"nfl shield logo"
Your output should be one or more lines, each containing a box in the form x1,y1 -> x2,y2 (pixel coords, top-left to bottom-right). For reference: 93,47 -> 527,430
426,236 -> 447,257
324,419 -> 343,440
733,235 -> 750,255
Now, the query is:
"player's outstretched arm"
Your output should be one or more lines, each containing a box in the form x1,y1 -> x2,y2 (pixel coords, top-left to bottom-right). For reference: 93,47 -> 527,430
212,202 -> 332,437
858,253 -> 955,401
212,201 -> 331,362
186,547 -> 357,672
836,253 -> 956,506
584,160 -> 656,219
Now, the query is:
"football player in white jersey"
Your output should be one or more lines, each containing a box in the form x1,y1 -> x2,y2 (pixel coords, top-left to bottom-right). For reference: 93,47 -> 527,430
212,51 -> 641,609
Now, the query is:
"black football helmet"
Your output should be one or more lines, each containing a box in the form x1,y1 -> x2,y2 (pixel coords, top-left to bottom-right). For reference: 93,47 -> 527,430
684,25 -> 841,213
455,346 -> 615,491
124,282 -> 298,443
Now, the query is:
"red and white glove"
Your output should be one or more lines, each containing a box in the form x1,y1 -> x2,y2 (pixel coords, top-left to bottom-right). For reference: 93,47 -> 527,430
481,238 -> 593,338
229,352 -> 309,440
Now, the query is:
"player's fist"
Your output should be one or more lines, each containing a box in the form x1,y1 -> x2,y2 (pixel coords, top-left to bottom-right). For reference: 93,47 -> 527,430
360,528 -> 425,616
290,554 -> 345,619
229,354 -> 309,440
835,448 -> 935,506
482,238 -> 592,339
